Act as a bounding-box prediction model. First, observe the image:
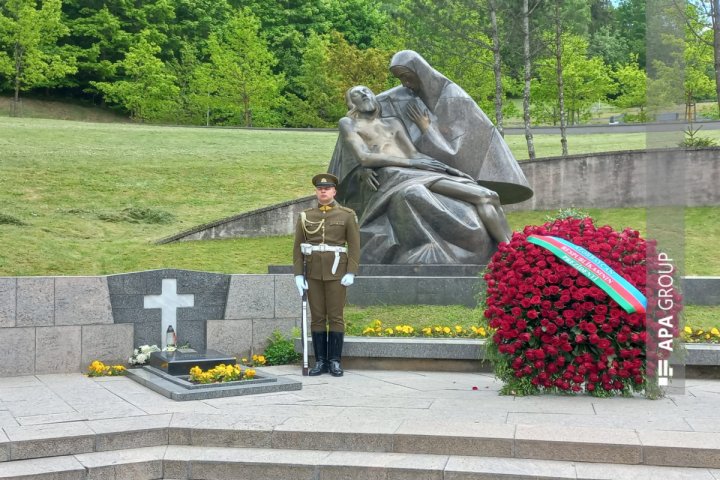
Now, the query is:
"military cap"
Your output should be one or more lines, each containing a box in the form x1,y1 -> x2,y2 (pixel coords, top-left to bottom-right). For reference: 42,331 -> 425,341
312,173 -> 338,188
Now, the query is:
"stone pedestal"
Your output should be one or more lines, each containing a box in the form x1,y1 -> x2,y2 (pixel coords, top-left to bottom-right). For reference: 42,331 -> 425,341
148,349 -> 235,376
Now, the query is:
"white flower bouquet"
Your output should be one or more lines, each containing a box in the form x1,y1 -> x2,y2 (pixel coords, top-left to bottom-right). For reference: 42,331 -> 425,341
128,344 -> 161,365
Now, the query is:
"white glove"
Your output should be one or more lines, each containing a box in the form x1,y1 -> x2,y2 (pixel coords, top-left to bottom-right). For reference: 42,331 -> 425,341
295,275 -> 308,296
341,273 -> 355,287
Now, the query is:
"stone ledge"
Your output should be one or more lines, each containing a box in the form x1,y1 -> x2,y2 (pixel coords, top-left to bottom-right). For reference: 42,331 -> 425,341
0,445 -> 717,479
295,337 -> 720,369
125,366 -> 302,401
1,421 -> 720,469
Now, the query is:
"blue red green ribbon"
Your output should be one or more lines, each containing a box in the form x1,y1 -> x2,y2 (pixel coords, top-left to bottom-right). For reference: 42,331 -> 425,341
527,235 -> 647,314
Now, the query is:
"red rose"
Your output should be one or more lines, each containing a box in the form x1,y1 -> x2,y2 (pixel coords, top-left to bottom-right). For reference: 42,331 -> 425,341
484,216 -> 681,397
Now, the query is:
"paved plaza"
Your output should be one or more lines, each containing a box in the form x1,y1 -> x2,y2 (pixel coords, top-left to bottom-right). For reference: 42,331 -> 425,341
0,366 -> 719,478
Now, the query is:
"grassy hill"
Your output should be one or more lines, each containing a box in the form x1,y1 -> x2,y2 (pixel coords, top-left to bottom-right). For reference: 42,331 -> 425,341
0,95 -> 128,123
2,116 -> 719,278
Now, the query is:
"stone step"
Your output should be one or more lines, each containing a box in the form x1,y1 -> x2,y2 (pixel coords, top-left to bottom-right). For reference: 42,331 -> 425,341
0,446 -> 718,480
294,338 -> 720,376
1,417 -> 720,470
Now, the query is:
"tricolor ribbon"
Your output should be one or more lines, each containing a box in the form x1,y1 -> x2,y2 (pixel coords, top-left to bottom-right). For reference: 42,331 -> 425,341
527,235 -> 647,314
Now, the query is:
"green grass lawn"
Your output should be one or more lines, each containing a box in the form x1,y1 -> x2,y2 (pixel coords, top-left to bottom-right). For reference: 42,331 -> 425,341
1,117 -> 719,275
1,117 -> 718,330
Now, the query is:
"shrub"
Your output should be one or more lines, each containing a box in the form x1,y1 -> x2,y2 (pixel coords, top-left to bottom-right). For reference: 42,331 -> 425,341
679,124 -> 718,148
262,330 -> 300,366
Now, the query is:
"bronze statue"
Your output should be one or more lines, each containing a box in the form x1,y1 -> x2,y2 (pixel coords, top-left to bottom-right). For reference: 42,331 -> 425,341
329,51 -> 532,265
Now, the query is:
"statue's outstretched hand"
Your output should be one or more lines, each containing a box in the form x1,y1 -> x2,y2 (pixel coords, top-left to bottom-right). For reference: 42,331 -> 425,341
406,102 -> 430,133
446,166 -> 476,181
411,157 -> 449,172
359,168 -> 379,191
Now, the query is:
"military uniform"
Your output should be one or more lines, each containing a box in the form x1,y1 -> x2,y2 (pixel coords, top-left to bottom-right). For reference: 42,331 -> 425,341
294,174 -> 360,376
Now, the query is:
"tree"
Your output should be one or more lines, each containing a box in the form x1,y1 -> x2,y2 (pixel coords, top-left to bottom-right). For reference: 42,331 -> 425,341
91,31 -> 179,121
552,0 -> 568,156
589,24 -> 631,67
395,0 -> 515,133
61,4 -> 131,99
284,32 -> 338,127
533,35 -> 615,126
202,9 -> 284,127
61,0 -> 180,101
539,0 -> 590,156
521,0 -> 537,160
677,1 -> 720,117
0,0 -> 76,116
612,54 -> 648,121
616,0 -> 646,69
287,31 -> 392,127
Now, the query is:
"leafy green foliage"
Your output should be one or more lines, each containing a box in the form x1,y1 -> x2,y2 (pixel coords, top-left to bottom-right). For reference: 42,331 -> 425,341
198,9 -> 284,127
543,207 -> 591,222
286,31 -> 391,127
612,54 -> 646,112
533,34 -> 615,125
0,0 -> 77,111
262,330 -> 300,366
91,31 -> 179,122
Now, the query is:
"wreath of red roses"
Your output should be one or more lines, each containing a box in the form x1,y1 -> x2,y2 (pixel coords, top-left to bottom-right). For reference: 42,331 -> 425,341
483,216 -> 682,396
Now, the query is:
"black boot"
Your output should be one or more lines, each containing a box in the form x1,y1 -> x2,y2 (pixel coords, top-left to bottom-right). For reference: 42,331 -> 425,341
328,331 -> 344,377
308,331 -> 328,376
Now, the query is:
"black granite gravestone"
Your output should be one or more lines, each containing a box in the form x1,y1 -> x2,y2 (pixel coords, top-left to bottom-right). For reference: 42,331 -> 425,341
149,348 -> 236,376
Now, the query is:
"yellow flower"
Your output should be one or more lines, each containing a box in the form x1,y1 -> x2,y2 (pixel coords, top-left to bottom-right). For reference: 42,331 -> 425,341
241,358 -> 248,363
422,327 -> 432,335
257,355 -> 266,365
385,328 -> 394,335
684,326 -> 693,334
245,368 -> 256,379
711,328 -> 720,336
442,326 -> 451,334
455,325 -> 463,333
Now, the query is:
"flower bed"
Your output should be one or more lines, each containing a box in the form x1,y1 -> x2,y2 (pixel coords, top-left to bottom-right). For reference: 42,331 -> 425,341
359,319 -> 489,338
87,360 -> 126,377
188,363 -> 256,384
483,217 -> 683,397
683,326 -> 720,343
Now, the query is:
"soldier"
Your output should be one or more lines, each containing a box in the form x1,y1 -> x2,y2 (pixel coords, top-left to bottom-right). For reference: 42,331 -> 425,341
293,173 -> 360,376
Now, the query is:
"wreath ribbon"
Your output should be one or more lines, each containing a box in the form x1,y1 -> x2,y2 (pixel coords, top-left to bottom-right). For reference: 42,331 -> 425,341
527,235 -> 647,314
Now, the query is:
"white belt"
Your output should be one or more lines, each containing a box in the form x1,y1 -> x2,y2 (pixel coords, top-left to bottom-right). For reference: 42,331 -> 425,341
300,243 -> 347,274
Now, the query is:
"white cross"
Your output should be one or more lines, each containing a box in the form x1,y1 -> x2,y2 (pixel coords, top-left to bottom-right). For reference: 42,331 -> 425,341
143,279 -> 195,349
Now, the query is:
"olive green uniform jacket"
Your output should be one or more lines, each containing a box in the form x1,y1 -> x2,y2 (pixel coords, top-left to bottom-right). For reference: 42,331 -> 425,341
293,201 -> 360,332
293,201 -> 360,280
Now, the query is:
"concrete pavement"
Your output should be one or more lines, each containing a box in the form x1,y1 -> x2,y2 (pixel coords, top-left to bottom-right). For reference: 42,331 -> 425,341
1,366 -> 719,478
